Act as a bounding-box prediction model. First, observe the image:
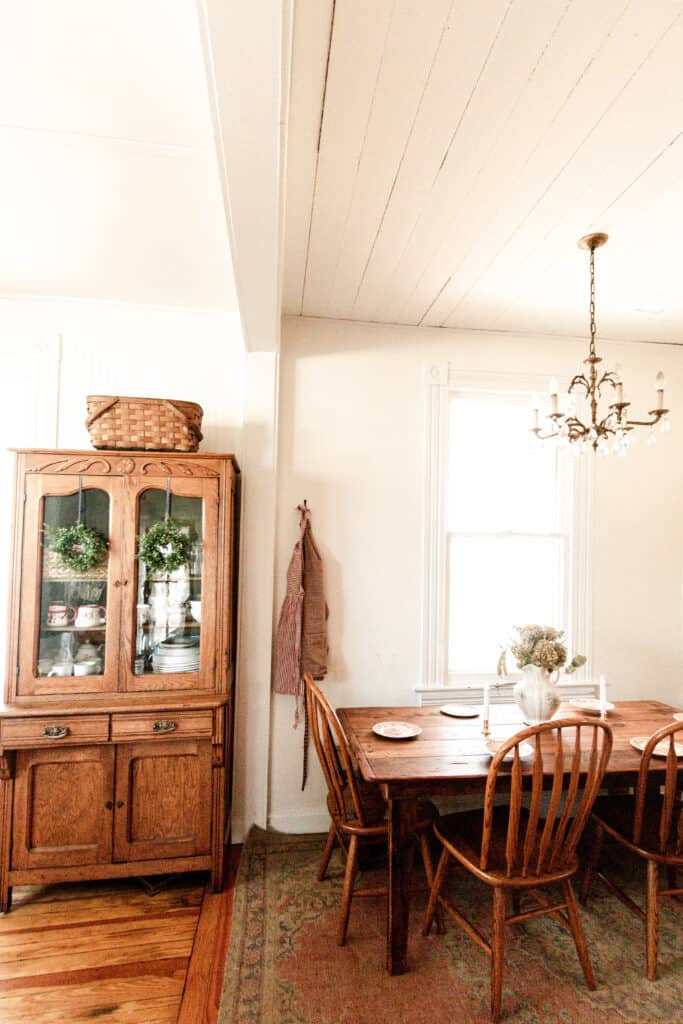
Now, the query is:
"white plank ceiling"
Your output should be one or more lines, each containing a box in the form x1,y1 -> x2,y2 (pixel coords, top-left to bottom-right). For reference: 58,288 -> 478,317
283,0 -> 683,344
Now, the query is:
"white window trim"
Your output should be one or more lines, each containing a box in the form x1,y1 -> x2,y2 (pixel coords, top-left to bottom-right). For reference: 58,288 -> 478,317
418,362 -> 594,701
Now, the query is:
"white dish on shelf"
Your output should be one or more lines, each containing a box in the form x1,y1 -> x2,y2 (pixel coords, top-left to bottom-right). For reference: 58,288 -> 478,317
566,698 -> 615,716
372,721 -> 421,740
440,704 -> 479,718
630,735 -> 683,758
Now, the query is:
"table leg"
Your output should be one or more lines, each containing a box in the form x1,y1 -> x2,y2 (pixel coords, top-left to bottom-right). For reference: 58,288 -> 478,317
386,795 -> 416,975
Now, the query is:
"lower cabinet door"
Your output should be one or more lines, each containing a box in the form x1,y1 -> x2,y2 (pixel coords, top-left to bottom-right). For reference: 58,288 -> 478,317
12,746 -> 115,869
113,740 -> 212,862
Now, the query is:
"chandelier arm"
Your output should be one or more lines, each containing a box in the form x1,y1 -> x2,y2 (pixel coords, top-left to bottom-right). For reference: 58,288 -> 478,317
568,374 -> 590,394
625,409 -> 669,428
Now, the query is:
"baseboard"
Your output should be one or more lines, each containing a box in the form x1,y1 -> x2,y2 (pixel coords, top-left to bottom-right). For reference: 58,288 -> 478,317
268,810 -> 330,835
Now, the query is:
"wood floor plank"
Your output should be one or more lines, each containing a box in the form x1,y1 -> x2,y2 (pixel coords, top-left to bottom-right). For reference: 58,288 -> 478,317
0,916 -> 197,980
0,973 -> 185,1023
178,844 -> 242,1024
0,957 -> 189,993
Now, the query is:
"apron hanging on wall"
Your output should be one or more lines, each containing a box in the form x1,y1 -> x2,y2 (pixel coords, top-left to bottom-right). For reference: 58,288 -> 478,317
273,501 -> 329,787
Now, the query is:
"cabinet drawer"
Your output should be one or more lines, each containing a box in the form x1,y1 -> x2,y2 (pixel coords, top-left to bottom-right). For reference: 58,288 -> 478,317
1,715 -> 110,748
111,711 -> 214,741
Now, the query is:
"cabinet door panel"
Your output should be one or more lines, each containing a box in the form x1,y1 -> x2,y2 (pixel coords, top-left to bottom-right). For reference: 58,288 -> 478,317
121,478 -> 219,692
17,475 -> 125,696
113,740 -> 212,862
12,747 -> 115,868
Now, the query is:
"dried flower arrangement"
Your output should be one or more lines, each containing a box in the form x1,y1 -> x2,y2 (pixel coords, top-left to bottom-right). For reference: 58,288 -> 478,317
497,624 -> 586,676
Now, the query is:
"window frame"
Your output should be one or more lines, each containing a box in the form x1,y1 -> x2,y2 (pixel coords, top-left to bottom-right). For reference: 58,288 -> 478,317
419,362 -> 593,697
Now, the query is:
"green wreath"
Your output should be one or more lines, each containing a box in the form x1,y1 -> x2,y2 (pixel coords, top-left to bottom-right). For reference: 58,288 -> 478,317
46,523 -> 108,573
137,517 -> 191,575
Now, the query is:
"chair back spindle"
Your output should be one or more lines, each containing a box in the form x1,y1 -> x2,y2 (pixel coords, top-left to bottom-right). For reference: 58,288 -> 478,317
632,721 -> 683,856
480,719 -> 613,877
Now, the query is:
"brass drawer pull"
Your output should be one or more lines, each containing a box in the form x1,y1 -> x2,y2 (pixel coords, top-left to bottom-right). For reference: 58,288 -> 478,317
152,719 -> 177,734
43,725 -> 70,740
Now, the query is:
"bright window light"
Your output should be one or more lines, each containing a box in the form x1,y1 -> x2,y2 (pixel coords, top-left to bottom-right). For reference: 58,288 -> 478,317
447,393 -> 569,675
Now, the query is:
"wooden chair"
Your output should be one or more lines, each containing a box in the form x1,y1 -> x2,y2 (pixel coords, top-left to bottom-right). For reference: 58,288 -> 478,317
422,718 -> 613,1021
580,719 -> 683,980
305,673 -> 443,945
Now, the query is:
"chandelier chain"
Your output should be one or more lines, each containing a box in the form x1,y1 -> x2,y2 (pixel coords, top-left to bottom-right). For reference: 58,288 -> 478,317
589,244 -> 596,358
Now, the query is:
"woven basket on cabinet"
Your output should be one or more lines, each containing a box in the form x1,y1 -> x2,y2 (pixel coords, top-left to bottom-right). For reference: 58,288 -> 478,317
85,396 -> 204,452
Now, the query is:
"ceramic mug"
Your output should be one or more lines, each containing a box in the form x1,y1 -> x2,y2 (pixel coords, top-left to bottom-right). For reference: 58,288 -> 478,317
190,600 -> 202,623
74,604 -> 106,629
48,663 -> 72,677
47,603 -> 75,627
73,660 -> 98,676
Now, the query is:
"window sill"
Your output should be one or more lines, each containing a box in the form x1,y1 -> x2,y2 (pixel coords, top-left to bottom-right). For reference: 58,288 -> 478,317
414,679 -> 598,707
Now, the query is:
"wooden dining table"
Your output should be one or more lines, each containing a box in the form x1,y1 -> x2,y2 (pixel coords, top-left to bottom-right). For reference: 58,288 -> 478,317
337,699 -> 681,976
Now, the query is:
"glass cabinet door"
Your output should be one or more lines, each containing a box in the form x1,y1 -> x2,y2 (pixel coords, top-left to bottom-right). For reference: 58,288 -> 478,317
18,475 -> 124,695
122,478 -> 218,691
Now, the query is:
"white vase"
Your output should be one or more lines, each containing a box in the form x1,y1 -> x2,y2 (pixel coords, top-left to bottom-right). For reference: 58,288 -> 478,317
514,665 -> 561,725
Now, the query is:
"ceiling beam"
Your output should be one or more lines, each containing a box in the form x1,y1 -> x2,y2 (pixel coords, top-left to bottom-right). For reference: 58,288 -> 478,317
197,0 -> 293,352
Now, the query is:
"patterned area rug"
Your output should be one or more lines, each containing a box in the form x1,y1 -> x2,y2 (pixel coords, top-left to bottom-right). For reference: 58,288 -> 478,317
219,827 -> 683,1024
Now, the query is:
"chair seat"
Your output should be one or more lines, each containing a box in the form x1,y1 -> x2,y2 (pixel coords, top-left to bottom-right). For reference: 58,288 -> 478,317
592,795 -> 683,862
435,807 -> 579,886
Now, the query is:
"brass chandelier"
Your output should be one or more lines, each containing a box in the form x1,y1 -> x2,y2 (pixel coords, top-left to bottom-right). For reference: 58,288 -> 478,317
531,233 -> 670,455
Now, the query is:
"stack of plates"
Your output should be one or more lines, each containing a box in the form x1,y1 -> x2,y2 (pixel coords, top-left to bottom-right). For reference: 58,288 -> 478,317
152,636 -> 200,674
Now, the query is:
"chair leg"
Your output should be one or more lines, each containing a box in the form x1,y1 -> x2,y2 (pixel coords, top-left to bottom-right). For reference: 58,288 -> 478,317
419,830 -> 445,934
580,822 -> 604,904
421,846 -> 450,936
491,887 -> 506,1022
562,879 -> 596,990
318,823 -> 337,881
646,860 -> 659,981
337,834 -> 359,946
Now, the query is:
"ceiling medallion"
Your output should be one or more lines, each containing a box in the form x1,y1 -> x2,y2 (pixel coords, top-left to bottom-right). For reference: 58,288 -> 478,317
531,233 -> 670,455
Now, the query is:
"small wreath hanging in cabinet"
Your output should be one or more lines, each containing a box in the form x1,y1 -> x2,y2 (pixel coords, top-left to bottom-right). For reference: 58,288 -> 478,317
45,476 -> 108,573
136,478 -> 191,576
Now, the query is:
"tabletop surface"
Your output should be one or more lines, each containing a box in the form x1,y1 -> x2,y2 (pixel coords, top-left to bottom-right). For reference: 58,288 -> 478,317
338,700 -> 680,786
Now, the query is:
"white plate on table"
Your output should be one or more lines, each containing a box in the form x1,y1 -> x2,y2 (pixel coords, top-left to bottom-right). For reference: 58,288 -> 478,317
566,698 -> 615,716
440,704 -> 479,719
672,713 -> 683,722
372,721 -> 422,740
485,740 -> 534,763
630,735 -> 683,758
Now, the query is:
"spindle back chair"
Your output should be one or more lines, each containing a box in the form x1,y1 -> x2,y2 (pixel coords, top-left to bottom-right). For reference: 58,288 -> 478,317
580,718 -> 683,979
422,718 -> 613,1021
305,674 -> 441,946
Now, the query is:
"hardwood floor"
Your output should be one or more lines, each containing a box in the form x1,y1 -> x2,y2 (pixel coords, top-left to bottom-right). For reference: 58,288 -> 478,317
0,849 -> 241,1023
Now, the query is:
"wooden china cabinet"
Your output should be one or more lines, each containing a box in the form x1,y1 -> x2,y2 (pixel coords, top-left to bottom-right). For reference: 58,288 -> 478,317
0,449 -> 239,912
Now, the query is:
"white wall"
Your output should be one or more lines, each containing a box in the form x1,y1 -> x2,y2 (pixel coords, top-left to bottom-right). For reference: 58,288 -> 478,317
271,314 -> 683,832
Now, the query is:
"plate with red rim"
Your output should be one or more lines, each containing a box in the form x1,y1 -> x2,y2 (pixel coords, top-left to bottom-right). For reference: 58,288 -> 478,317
372,721 -> 422,740
566,698 -> 615,716
630,735 -> 683,758
439,704 -> 480,719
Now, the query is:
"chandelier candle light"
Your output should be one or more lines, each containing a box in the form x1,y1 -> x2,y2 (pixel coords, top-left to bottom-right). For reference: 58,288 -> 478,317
531,233 -> 670,455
